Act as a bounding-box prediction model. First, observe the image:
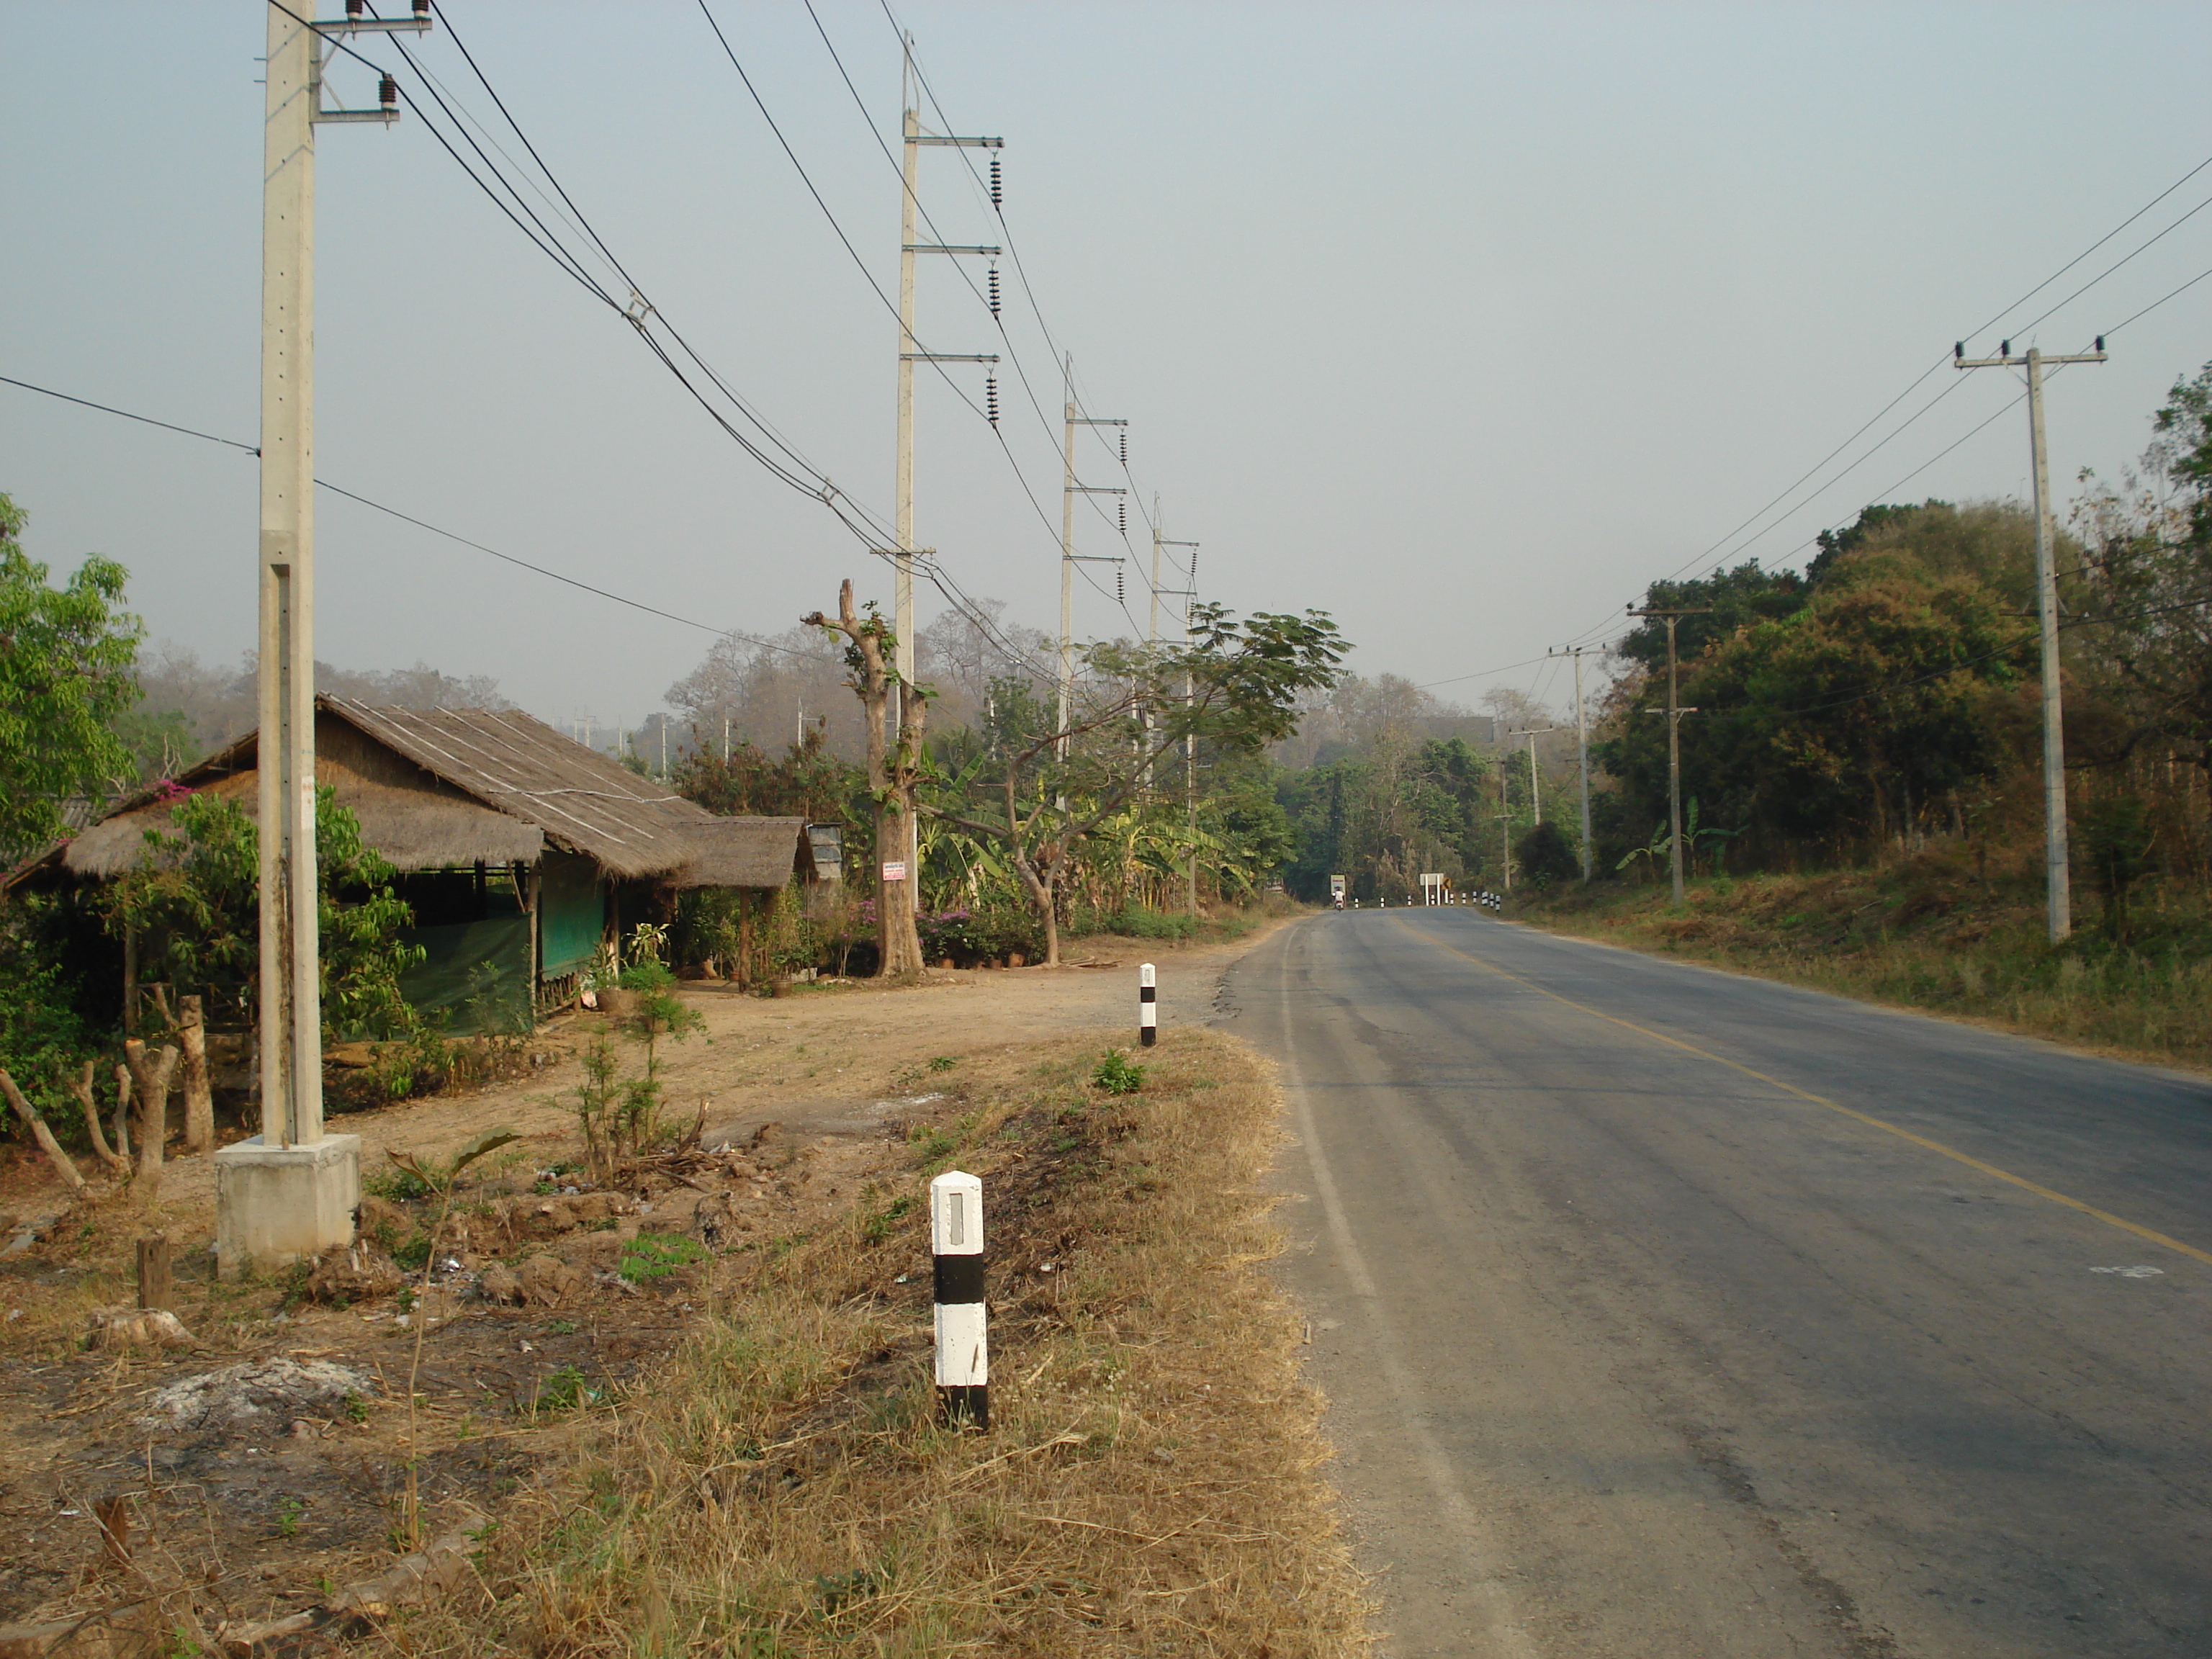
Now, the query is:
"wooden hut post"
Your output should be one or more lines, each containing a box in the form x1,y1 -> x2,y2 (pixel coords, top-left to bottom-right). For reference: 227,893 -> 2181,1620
523,861 -> 541,1022
737,889 -> 755,989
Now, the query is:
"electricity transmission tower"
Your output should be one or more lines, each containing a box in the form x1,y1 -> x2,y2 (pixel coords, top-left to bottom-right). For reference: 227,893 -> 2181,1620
1953,336 -> 2108,943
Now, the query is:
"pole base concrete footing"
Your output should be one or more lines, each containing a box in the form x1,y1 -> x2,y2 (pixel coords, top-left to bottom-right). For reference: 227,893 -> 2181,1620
213,1134 -> 361,1279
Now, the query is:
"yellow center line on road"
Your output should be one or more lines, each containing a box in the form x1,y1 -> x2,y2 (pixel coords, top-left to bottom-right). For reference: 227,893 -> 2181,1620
1399,917 -> 2212,1270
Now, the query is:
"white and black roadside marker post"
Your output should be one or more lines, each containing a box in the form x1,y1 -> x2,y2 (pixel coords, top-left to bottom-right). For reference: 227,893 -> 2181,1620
1139,962 -> 1158,1048
931,1169 -> 988,1430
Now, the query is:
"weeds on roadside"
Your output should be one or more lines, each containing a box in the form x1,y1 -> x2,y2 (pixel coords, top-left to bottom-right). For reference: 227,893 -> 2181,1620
1091,1050 -> 1145,1095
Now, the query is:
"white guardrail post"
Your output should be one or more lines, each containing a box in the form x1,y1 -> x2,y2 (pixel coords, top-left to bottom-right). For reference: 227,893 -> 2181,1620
930,1169 -> 988,1430
1139,962 -> 1157,1047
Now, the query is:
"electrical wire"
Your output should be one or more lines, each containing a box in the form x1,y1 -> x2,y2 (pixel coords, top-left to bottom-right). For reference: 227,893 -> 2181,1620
1543,147 -> 2212,656
0,374 -> 813,655
693,0 -> 1153,668
368,6 -> 1067,683
868,3 -> 1175,629
818,0 -> 1171,634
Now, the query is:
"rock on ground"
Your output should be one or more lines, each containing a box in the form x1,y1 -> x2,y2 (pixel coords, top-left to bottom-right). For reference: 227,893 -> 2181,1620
138,1357 -> 374,1437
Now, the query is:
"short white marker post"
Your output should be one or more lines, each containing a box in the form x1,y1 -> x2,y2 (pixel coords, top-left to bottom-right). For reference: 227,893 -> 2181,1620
930,1169 -> 987,1430
1138,962 -> 1158,1048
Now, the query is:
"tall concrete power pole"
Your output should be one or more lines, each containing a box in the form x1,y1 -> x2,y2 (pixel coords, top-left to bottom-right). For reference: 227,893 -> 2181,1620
891,42 -> 997,859
1056,357 -> 1125,758
1954,337 -> 2107,943
1509,728 -> 1560,826
218,0 -> 427,1277
1551,646 -> 1595,883
1627,607 -> 1709,909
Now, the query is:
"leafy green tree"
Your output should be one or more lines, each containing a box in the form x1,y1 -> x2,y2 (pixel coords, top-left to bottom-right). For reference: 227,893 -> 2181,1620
927,606 -> 1346,963
103,788 -> 426,1040
2072,360 -> 2212,784
1614,561 -> 1812,676
0,493 -> 143,859
1515,820 -> 1581,886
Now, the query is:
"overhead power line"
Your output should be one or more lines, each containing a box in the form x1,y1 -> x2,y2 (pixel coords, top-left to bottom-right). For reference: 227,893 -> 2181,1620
0,373 -> 811,655
1543,148 -> 2212,660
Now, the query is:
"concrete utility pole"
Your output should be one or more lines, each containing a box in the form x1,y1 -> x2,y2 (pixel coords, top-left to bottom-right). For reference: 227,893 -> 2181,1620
1186,592 -> 1200,917
892,41 -> 997,858
1509,727 -> 1560,825
1058,355 -> 1126,757
1954,337 -> 2108,943
1148,509 -> 1199,791
1550,646 -> 1595,882
1627,608 -> 1709,909
1498,768 -> 1513,895
218,0 -> 426,1277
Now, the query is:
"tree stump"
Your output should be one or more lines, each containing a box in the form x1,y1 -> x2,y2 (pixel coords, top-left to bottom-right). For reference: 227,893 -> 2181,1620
136,1235 -> 171,1311
179,994 -> 213,1154
122,1040 -> 180,1200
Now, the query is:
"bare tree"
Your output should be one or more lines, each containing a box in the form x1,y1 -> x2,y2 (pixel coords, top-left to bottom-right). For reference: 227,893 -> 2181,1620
804,582 -> 927,981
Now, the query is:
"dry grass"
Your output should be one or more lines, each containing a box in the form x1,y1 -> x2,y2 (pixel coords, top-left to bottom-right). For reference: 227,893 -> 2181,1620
1522,851 -> 2212,1070
386,1027 -> 1373,1656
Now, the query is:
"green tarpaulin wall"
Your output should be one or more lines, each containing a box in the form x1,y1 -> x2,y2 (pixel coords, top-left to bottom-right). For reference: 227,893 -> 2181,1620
539,849 -> 603,979
395,914 -> 534,1034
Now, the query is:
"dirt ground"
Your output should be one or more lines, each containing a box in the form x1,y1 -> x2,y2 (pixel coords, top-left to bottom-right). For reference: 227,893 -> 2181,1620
0,926 -> 1286,1649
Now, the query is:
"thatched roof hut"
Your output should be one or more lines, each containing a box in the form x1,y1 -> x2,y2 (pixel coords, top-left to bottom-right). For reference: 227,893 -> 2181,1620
12,698 -> 827,1018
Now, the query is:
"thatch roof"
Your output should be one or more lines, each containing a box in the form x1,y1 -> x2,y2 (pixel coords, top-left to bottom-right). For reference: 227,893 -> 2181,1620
52,709 -> 543,878
328,700 -> 750,881
674,817 -> 811,891
16,699 -> 812,891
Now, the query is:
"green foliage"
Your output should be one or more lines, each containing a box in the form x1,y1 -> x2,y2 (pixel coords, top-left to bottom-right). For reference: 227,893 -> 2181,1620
1073,904 -> 1199,941
1599,511 -> 2038,863
2081,796 -> 2155,936
364,1165 -> 435,1203
530,1364 -> 602,1413
0,493 -> 144,861
0,909 -> 101,1132
859,1192 -> 914,1244
617,1231 -> 707,1284
1515,821 -> 1581,887
1091,1051 -> 1145,1095
570,1012 -> 693,1178
109,705 -> 199,783
100,787 -> 427,1041
1280,735 -> 1497,902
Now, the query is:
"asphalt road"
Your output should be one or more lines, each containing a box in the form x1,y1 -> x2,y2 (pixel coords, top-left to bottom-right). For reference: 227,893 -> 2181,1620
1235,909 -> 2212,1659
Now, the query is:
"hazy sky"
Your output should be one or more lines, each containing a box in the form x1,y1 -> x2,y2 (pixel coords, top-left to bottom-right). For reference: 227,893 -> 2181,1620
6,2 -> 2210,734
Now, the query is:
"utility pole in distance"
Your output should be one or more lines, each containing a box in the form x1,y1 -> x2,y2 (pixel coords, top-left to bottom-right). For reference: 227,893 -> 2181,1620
217,0 -> 428,1278
1626,607 -> 1709,909
1550,646 -> 1594,882
1058,358 -> 1125,757
1146,511 -> 1197,791
1509,727 -> 1560,826
893,40 -> 998,862
1954,336 -> 2108,943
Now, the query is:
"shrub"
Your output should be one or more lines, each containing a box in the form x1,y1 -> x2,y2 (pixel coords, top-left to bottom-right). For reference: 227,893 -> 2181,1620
1092,1051 -> 1145,1095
